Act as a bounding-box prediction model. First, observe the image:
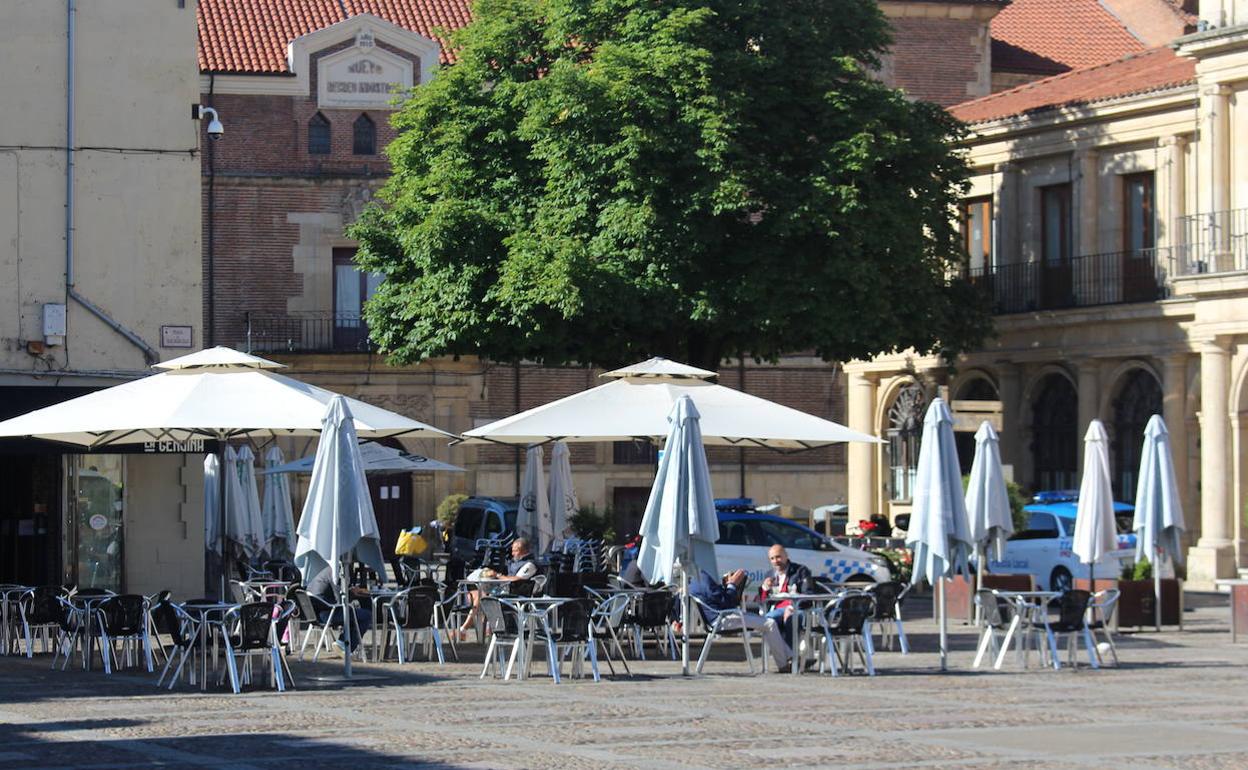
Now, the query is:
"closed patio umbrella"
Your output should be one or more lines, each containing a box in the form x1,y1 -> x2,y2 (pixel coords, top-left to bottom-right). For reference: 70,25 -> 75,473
1133,415 -> 1185,630
548,441 -> 578,540
636,395 -> 719,675
519,445 -> 553,552
1074,420 -> 1117,592
261,446 -> 297,561
0,346 -> 454,598
964,421 -> 1014,620
294,396 -> 387,678
224,445 -> 264,564
905,398 -> 973,671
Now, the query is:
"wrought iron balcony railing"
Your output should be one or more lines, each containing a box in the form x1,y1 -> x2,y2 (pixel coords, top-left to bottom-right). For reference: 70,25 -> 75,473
243,311 -> 377,354
1171,208 -> 1248,276
967,248 -> 1169,315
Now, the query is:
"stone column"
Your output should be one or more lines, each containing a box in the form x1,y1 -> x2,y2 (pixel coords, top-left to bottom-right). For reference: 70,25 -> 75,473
1161,353 -> 1191,536
1159,136 -> 1187,252
847,371 -> 879,520
1077,361 -> 1101,472
1201,85 -> 1232,270
996,363 -> 1023,480
1189,340 -> 1235,587
993,162 -> 1017,264
1075,149 -> 1099,256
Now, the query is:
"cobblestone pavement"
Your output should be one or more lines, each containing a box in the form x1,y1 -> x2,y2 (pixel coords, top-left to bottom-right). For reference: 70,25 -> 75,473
3,592 -> 1248,769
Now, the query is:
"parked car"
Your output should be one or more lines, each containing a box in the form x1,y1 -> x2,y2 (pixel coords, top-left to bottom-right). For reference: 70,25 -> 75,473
449,496 -> 518,563
986,492 -> 1136,592
715,509 -> 892,586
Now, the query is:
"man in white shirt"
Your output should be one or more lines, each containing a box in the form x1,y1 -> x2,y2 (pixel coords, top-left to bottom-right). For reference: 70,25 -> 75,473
457,538 -> 538,637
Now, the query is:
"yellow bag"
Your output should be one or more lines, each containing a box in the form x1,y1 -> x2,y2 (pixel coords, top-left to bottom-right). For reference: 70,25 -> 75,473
395,530 -> 427,557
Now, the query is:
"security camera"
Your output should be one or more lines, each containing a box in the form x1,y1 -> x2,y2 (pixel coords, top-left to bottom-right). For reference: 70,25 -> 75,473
195,105 -> 224,140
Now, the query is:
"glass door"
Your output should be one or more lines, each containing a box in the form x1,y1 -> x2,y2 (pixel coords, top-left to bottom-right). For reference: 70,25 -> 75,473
66,455 -> 125,591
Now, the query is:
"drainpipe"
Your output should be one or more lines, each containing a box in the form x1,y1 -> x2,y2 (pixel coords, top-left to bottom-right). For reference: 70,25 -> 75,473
205,73 -> 216,346
65,0 -> 159,366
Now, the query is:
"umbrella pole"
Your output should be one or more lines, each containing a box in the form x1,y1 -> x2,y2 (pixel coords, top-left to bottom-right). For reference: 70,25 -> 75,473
1154,547 -> 1162,632
974,544 -> 984,627
218,441 -> 228,601
681,569 -> 690,677
938,577 -> 948,672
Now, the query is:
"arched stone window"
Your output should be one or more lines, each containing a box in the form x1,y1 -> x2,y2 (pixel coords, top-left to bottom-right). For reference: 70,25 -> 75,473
1031,374 -> 1078,492
308,113 -> 331,155
887,383 -> 926,502
353,113 -> 376,155
1111,369 -> 1162,502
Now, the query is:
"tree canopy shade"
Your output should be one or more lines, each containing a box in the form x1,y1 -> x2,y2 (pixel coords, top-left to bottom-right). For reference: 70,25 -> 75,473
350,0 -> 992,371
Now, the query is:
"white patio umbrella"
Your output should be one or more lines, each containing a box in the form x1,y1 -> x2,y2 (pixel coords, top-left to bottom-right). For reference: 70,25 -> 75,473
547,441 -> 578,540
462,357 -> 881,449
294,396 -> 388,679
0,346 -> 455,598
261,446 -> 297,561
204,454 -> 221,556
223,445 -> 265,562
519,445 -> 553,552
905,398 -> 973,671
260,441 -> 464,475
636,395 -> 719,675
964,421 -> 1014,621
1133,414 -> 1185,630
1074,419 -> 1117,592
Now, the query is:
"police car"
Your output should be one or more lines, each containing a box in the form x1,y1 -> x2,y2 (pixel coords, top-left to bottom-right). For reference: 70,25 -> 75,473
714,499 -> 891,585
986,491 -> 1136,592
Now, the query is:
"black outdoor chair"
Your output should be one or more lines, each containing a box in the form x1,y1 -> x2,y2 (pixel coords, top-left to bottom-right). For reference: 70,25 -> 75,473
625,589 -> 677,661
819,591 -> 877,676
151,600 -> 200,690
385,587 -> 445,664
221,601 -> 290,693
540,598 -> 600,682
548,572 -> 582,598
95,594 -> 154,674
866,581 -> 910,653
18,585 -> 69,659
1039,589 -> 1098,670
972,588 -> 1021,669
290,587 -> 335,660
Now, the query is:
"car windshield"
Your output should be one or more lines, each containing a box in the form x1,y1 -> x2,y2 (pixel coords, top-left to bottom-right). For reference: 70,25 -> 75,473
1055,515 -> 1130,535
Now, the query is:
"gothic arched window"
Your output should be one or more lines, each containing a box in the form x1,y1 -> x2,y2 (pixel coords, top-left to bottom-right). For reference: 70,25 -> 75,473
308,113 -> 331,155
887,383 -> 926,502
353,113 -> 376,155
1031,374 -> 1078,492
1111,369 -> 1163,502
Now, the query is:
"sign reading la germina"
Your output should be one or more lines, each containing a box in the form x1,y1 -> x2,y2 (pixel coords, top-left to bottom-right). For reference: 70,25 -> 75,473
317,31 -> 415,109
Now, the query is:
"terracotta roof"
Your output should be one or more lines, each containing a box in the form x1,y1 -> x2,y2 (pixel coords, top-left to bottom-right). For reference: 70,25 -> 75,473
951,45 -> 1195,124
197,0 -> 472,72
991,0 -> 1146,73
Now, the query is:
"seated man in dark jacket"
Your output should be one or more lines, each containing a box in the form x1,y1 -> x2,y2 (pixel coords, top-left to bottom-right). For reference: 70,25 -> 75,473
759,545 -> 813,644
688,568 -> 789,670
307,566 -> 372,653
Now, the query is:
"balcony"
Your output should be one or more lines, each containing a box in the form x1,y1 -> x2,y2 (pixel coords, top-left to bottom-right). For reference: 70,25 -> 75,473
243,311 -> 377,354
968,249 -> 1169,315
1171,208 -> 1248,276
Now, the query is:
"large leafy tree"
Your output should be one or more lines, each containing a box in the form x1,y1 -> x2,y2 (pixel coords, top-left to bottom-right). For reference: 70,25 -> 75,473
351,0 -> 990,370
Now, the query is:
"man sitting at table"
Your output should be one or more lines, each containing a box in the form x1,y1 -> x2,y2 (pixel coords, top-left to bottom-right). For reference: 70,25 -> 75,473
760,544 -> 812,647
307,566 -> 372,654
457,538 -> 539,638
689,568 -> 790,671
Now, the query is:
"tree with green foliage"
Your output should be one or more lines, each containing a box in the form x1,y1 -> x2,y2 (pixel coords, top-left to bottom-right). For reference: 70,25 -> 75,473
351,0 -> 991,371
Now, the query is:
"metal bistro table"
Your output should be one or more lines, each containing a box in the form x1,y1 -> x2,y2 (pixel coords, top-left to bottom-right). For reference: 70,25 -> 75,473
242,579 -> 294,603
509,596 -> 571,681
0,585 -> 29,656
987,590 -> 1060,670
761,590 -> 846,675
181,600 -> 237,691
68,592 -> 115,671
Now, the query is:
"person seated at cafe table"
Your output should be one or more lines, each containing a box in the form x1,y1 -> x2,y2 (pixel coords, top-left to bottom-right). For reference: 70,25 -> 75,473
456,538 -> 539,639
307,565 -> 373,654
760,544 -> 812,645
687,567 -> 791,671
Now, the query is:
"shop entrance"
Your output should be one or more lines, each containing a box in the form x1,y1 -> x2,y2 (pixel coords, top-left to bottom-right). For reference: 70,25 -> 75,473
0,453 -> 62,586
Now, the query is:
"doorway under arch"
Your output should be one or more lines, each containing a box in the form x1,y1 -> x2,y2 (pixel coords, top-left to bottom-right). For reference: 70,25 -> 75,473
1031,374 -> 1078,492
1110,368 -> 1163,502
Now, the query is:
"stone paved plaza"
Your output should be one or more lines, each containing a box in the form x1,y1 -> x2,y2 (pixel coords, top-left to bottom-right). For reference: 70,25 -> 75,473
3,592 -> 1248,769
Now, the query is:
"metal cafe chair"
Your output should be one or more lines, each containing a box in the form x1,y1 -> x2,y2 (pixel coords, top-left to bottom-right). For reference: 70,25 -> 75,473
818,591 -> 877,676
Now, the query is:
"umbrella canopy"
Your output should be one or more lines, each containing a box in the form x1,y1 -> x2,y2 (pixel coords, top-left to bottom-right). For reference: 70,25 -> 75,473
0,346 -> 456,447
636,396 -> 720,586
461,357 -> 881,450
260,441 -> 464,475
548,441 -> 578,540
204,454 -> 221,554
906,398 -> 973,586
294,397 -> 387,583
964,421 -> 1014,561
261,446 -> 297,560
1133,415 -> 1185,564
519,445 -> 553,552
224,445 -> 264,560
1073,420 -> 1117,566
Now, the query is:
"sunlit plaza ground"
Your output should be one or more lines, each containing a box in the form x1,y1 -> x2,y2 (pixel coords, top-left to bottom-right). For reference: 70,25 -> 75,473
3,591 -> 1248,769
